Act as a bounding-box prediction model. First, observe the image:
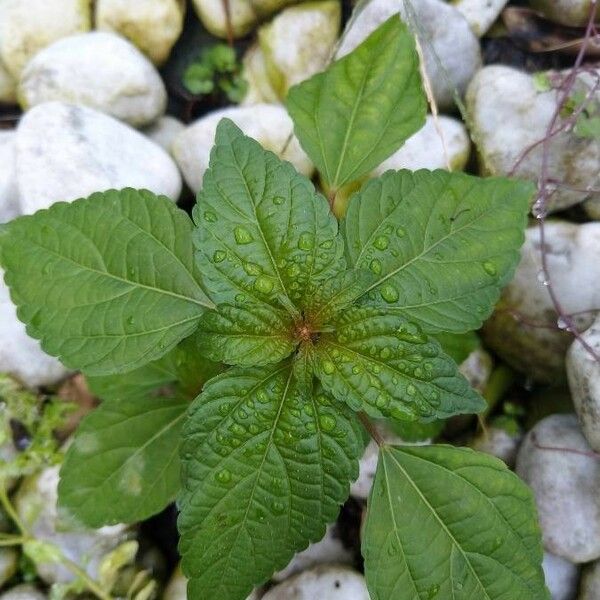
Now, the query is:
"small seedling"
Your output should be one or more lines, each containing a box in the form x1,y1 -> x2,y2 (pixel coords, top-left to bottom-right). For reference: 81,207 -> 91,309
183,43 -> 247,103
0,16 -> 550,600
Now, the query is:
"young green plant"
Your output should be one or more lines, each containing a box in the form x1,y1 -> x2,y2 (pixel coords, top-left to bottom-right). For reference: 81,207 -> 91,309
0,15 -> 550,600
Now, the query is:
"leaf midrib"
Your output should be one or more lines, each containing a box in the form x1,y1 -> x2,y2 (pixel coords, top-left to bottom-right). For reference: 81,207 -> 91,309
382,448 -> 493,600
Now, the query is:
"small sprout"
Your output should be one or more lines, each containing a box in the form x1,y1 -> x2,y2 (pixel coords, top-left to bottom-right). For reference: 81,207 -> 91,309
183,44 -> 248,103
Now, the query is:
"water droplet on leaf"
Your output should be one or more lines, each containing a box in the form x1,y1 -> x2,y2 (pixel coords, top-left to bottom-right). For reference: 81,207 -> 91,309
215,469 -> 231,484
234,226 -> 253,245
319,414 -> 336,431
380,284 -> 399,303
482,260 -> 497,276
298,232 -> 315,251
374,235 -> 389,250
370,259 -> 382,274
254,276 -> 274,294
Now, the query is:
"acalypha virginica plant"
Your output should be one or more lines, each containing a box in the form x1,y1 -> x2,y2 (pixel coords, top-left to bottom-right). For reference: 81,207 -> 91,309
0,16 -> 551,600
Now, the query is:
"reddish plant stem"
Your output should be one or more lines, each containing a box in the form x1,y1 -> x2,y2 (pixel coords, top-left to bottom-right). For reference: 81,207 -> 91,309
531,432 -> 600,459
509,1 -> 600,365
358,412 -> 385,446
221,0 -> 234,47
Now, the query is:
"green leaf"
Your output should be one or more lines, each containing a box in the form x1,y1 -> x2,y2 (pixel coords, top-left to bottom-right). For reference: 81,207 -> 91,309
0,189 -> 211,376
387,417 -> 445,443
193,119 -> 345,314
178,364 -> 364,600
196,304 -> 296,367
87,332 -> 222,401
303,269 -> 376,328
286,16 -> 426,190
363,445 -> 549,600
58,395 -> 189,527
314,306 -> 485,421
343,170 -> 532,333
293,342 -> 316,391
434,331 -> 480,365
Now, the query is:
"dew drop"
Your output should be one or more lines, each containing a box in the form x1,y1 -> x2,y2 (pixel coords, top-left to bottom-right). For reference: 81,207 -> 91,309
298,232 -> 315,251
380,347 -> 391,360
370,259 -> 382,274
204,211 -> 218,223
380,284 -> 399,303
215,469 -> 231,484
352,365 -> 362,375
320,239 -> 334,249
213,250 -> 226,263
374,235 -> 389,250
234,226 -> 253,245
482,260 -> 497,276
406,384 -> 417,396
243,261 -> 262,276
272,196 -> 285,205
287,264 -> 301,278
396,227 -> 406,238
254,276 -> 274,294
319,414 -> 336,431
376,394 -> 390,409
235,293 -> 247,303
321,360 -> 335,375
126,316 -> 135,326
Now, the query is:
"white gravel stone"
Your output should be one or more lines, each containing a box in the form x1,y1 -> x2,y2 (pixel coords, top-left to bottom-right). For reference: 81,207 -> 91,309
14,465 -> 128,584
336,0 -> 482,110
95,0 -> 185,65
241,44 -> 280,105
0,269 -> 69,388
351,439 -> 379,501
273,524 -> 353,582
0,131 -> 18,223
143,115 -> 185,155
567,315 -> 600,451
0,0 -> 91,79
516,414 -> 600,563
15,102 -> 182,214
333,115 -> 471,215
192,0 -> 298,39
483,221 -> 600,383
452,0 -> 509,36
172,104 -> 312,192
372,115 -> 470,176
542,552 -> 578,600
19,32 -> 167,127
467,65 -> 600,213
472,426 -> 523,467
263,565 -> 370,600
256,0 -> 340,97
0,585 -> 47,600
